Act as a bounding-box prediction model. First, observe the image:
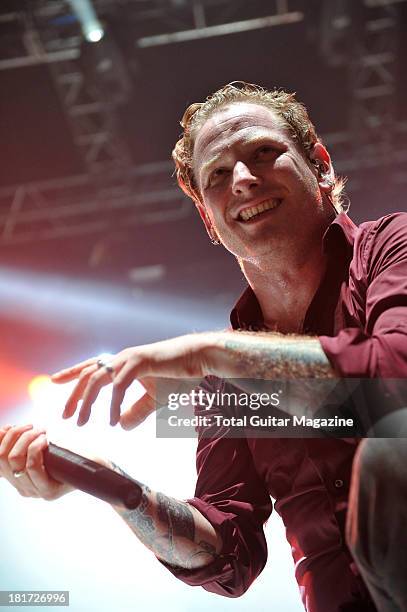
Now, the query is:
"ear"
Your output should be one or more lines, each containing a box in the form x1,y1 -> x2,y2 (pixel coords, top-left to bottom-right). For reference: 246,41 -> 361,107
309,142 -> 335,194
194,201 -> 221,244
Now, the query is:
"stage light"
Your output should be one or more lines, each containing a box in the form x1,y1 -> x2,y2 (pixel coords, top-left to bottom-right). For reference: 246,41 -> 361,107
0,266 -> 228,341
27,373 -> 77,420
85,26 -> 104,43
28,375 -> 52,404
68,0 -> 104,43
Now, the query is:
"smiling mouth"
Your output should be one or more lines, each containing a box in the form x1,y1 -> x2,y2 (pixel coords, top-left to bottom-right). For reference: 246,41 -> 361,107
238,198 -> 282,222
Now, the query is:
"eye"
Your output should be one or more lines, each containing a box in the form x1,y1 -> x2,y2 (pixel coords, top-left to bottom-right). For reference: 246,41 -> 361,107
255,145 -> 278,160
208,167 -> 229,186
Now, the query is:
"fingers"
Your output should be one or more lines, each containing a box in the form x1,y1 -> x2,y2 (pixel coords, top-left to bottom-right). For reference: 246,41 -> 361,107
0,425 -> 13,442
0,425 -> 46,497
110,383 -> 125,427
54,346 -> 164,427
118,377 -> 193,430
77,367 -> 114,426
62,364 -> 98,420
51,358 -> 96,383
8,428 -> 46,473
0,424 -> 34,474
118,376 -> 163,430
59,356 -> 127,426
53,358 -> 103,423
109,371 -> 132,427
0,425 -> 14,476
119,393 -> 156,430
109,362 -> 141,426
0,425 -> 72,500
26,434 -> 63,499
62,362 -> 114,425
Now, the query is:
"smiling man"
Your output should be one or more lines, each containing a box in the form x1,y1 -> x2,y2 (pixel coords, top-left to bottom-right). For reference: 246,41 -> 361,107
1,82 -> 407,612
185,98 -> 337,335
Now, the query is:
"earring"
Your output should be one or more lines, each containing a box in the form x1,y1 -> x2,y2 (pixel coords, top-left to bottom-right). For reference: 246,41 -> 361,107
209,227 -> 221,245
312,159 -> 328,175
312,160 -> 334,190
205,214 -> 221,245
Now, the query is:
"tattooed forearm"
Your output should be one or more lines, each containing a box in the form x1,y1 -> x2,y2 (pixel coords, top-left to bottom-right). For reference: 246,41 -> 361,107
223,332 -> 336,379
109,468 -> 221,569
187,539 -> 219,565
208,332 -> 338,420
123,485 -> 156,547
157,492 -> 195,540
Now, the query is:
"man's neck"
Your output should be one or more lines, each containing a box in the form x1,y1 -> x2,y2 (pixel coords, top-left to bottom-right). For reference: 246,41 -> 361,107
240,246 -> 328,334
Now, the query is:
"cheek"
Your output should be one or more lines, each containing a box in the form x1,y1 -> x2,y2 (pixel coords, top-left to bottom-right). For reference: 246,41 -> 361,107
276,153 -> 300,173
272,155 -> 297,179
202,195 -> 226,223
279,156 -> 316,191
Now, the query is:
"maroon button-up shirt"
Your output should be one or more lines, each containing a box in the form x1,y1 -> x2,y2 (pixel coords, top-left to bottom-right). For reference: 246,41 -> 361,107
161,213 -> 407,612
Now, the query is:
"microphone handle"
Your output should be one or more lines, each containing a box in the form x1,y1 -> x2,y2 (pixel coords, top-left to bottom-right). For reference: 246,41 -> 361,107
43,442 -> 142,510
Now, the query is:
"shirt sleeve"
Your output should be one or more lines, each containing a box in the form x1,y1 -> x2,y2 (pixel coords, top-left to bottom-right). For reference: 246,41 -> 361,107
158,377 -> 272,598
319,213 -> 407,378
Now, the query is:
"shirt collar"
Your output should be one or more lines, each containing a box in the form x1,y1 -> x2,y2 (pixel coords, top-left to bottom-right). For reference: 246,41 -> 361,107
322,211 -> 357,257
230,213 -> 358,331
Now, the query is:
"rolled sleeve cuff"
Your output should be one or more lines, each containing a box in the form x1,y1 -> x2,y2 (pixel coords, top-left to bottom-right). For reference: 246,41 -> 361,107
319,329 -> 376,377
156,497 -> 243,596
320,327 -> 407,378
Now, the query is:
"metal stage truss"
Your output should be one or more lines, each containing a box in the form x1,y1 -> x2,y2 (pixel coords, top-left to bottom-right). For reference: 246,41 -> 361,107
0,0 -> 406,245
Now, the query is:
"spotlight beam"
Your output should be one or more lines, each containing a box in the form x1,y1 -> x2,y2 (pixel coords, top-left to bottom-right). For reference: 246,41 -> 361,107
68,0 -> 104,43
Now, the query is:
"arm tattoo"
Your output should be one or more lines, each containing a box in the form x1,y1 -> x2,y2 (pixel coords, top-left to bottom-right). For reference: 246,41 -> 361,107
110,463 -> 219,569
224,333 -> 335,379
157,492 -> 195,541
222,333 -> 337,420
108,463 -> 157,548
187,540 -> 219,565
121,484 -> 156,549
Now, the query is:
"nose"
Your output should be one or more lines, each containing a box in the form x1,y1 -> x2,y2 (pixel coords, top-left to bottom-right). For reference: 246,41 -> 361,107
231,161 -> 260,197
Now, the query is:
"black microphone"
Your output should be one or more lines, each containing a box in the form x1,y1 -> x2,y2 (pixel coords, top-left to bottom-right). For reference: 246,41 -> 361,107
43,442 -> 142,510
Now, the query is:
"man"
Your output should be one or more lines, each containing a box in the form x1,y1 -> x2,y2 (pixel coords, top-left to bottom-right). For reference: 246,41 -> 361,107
1,82 -> 406,612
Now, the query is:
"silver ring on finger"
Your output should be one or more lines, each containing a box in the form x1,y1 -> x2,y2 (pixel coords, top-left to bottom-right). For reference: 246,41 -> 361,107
104,363 -> 114,377
13,469 -> 26,479
96,358 -> 114,377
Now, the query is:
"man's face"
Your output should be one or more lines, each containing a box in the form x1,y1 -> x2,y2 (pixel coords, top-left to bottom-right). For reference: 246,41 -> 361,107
192,102 -> 331,263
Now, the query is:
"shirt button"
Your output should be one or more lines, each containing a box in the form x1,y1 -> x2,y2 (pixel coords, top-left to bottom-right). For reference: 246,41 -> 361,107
334,479 -> 344,488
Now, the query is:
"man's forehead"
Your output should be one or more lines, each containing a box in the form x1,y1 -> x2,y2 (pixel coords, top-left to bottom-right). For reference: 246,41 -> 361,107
193,102 -> 288,168
196,102 -> 286,142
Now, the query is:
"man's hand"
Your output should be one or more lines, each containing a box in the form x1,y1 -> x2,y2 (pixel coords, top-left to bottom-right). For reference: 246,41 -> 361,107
0,427 -> 221,569
51,330 -> 334,429
0,424 -> 74,501
51,333 -> 214,429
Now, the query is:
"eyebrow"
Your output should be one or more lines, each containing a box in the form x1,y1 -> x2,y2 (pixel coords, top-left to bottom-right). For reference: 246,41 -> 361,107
199,134 -> 285,179
200,152 -> 224,179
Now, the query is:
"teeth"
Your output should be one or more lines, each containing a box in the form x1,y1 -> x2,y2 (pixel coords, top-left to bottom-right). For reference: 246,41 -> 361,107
239,199 -> 280,221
